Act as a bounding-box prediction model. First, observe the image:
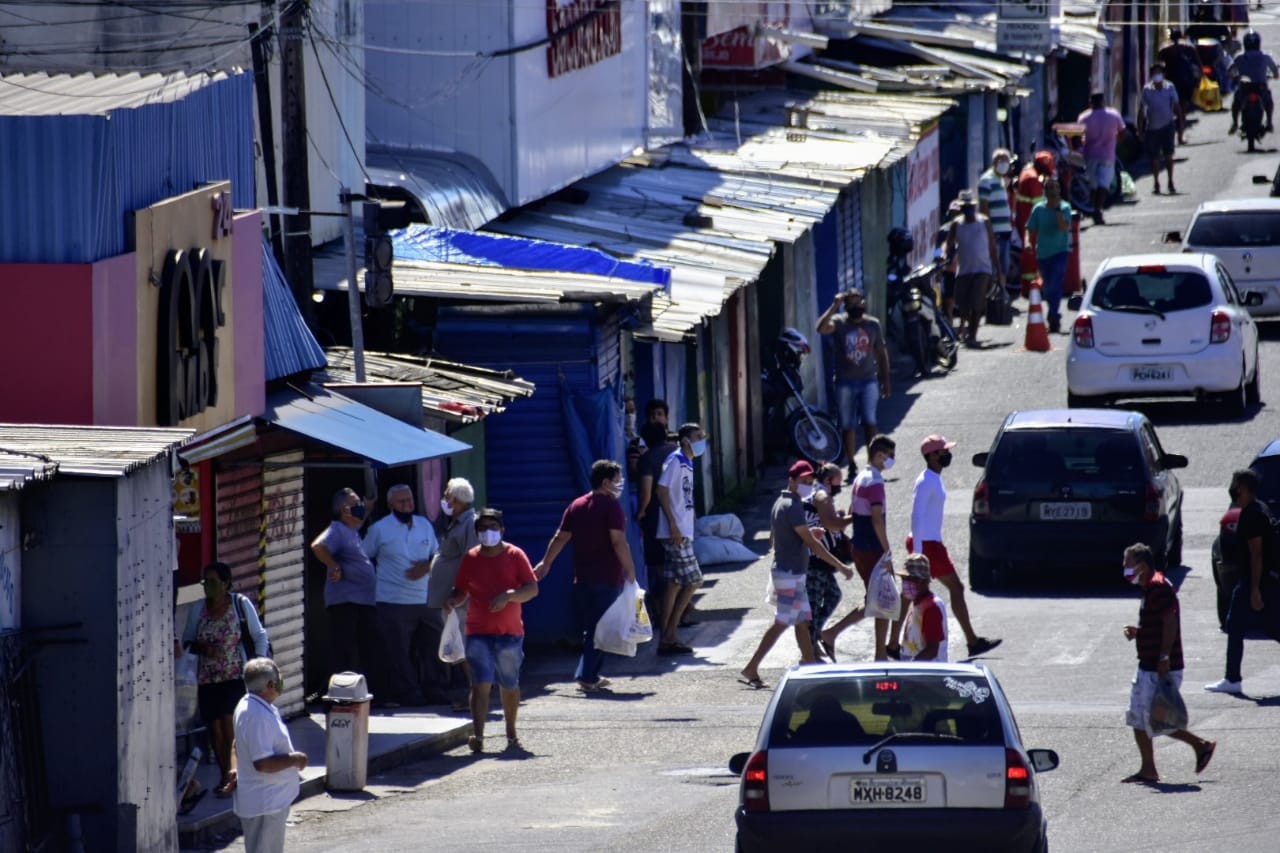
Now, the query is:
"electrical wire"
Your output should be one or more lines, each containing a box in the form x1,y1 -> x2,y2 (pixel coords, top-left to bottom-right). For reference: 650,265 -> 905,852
304,5 -> 371,185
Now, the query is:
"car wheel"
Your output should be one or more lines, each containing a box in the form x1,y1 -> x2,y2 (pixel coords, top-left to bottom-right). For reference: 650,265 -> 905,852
969,550 -> 996,591
1222,372 -> 1248,419
1166,516 -> 1183,569
1067,391 -> 1099,409
1247,356 -> 1261,406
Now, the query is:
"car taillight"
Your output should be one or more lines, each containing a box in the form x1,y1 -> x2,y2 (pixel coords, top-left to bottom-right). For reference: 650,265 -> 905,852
1005,748 -> 1033,809
1073,315 -> 1094,348
1249,92 -> 1261,104
1144,482 -> 1162,522
742,750 -> 770,813
1210,310 -> 1231,344
973,479 -> 990,519
1202,65 -> 1212,76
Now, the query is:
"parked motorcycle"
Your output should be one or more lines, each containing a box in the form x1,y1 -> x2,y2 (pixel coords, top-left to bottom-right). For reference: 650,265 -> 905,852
761,328 -> 845,466
885,228 -> 959,377
1240,77 -> 1267,151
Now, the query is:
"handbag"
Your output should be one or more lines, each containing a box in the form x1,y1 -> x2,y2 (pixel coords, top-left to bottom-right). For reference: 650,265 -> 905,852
986,282 -> 1013,326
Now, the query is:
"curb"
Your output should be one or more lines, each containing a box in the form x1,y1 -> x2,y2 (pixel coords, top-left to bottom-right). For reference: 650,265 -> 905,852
177,723 -> 473,848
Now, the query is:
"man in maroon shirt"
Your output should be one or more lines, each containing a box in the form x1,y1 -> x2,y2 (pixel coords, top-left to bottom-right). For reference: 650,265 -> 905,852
1121,543 -> 1216,783
535,459 -> 637,693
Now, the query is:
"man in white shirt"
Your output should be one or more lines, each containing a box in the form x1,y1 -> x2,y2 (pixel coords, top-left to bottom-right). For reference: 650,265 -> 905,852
902,435 -> 1001,659
232,658 -> 306,853
364,484 -> 440,707
655,422 -> 706,655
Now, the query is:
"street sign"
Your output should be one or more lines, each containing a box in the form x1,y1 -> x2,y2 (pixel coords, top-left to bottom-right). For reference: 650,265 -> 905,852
997,0 -> 1052,54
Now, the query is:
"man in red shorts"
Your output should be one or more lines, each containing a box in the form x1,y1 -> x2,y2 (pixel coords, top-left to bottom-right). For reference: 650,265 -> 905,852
901,434 -> 1001,659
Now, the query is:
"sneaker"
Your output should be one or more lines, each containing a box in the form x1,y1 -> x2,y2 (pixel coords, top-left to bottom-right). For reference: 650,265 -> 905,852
967,637 -> 1003,657
1204,678 -> 1243,694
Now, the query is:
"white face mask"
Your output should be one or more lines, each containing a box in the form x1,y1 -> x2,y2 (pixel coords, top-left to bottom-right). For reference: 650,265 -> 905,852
690,439 -> 707,457
796,482 -> 816,500
609,479 -> 625,499
881,455 -> 896,471
994,160 -> 1010,176
440,498 -> 454,517
478,529 -> 502,548
1152,73 -> 1164,84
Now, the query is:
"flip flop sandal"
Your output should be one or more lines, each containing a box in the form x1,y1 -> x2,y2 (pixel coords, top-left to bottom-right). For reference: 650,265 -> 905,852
1120,772 -> 1158,784
737,676 -> 768,690
1196,741 -> 1217,774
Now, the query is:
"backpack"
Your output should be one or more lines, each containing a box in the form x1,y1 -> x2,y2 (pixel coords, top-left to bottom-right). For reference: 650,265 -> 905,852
233,593 -> 274,661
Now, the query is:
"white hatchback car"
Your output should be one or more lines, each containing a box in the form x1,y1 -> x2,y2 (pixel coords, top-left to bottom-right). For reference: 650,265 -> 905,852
1182,199 -> 1280,316
1066,253 -> 1262,416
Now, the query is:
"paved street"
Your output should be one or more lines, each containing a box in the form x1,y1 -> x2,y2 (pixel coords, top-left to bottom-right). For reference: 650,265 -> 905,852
194,16 -> 1280,853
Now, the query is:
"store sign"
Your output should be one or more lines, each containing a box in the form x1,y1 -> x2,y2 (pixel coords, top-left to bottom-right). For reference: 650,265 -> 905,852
157,247 -> 227,426
546,0 -> 622,78
997,0 -> 1052,54
906,125 -> 940,268
174,467 -> 200,519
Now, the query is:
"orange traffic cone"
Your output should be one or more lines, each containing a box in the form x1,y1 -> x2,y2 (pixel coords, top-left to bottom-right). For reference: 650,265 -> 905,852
1024,282 -> 1051,352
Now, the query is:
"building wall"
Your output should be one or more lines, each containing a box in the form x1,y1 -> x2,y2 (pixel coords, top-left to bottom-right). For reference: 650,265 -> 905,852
0,494 -> 18,631
0,264 -> 94,423
92,253 -> 140,425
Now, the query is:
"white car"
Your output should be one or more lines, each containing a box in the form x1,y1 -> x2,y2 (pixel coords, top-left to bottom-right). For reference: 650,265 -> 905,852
1182,198 -> 1280,316
1065,253 -> 1262,416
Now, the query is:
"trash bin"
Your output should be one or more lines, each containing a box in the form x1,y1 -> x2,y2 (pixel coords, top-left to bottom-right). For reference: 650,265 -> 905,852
323,671 -> 372,791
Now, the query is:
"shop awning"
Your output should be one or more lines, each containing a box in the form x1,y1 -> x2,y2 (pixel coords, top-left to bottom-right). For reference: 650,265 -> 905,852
365,148 -> 509,231
178,415 -> 258,465
262,237 -> 327,380
0,449 -> 57,491
0,424 -> 193,478
264,385 -> 470,467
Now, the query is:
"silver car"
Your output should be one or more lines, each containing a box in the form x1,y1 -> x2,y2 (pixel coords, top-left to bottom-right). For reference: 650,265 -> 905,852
730,662 -> 1059,853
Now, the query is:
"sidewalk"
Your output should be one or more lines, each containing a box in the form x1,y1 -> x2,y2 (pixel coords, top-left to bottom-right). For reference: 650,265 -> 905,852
177,705 -> 471,848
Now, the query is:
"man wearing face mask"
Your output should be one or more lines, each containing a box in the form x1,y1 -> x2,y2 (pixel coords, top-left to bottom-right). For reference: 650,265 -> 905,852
1026,178 -> 1073,334
906,435 -> 1001,659
897,554 -> 946,661
1122,543 -> 1216,783
1138,62 -> 1184,194
311,488 -> 381,689
817,288 -> 891,477
740,461 -> 858,688
655,423 -> 707,654
427,478 -> 479,710
363,484 -> 439,708
1206,469 -> 1279,695
946,188 -> 1002,347
535,459 -> 637,692
803,462 -> 855,661
977,148 -> 1015,286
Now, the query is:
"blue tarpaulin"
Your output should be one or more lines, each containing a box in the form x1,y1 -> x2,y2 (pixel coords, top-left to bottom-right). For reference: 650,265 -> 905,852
393,224 -> 671,289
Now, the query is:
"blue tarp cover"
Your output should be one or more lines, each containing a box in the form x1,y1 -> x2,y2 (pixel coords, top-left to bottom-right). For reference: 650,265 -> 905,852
393,224 -> 671,289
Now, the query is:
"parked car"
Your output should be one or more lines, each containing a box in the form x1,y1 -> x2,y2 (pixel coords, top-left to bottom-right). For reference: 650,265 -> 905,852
1181,199 -> 1280,317
1065,253 -> 1261,417
1211,439 -> 1280,627
968,408 -> 1186,590
729,662 -> 1059,853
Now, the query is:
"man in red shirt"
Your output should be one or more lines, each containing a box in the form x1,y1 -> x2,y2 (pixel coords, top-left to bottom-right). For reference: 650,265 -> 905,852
448,508 -> 539,754
1121,543 -> 1215,783
535,460 -> 637,693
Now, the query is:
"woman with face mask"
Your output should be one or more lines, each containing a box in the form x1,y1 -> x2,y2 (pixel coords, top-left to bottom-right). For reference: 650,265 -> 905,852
181,560 -> 270,797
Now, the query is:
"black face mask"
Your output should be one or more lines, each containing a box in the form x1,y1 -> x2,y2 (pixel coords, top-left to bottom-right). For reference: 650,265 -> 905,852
1229,486 -> 1241,503
847,306 -> 866,319
938,451 -> 953,468
392,509 -> 414,524
829,484 -> 843,496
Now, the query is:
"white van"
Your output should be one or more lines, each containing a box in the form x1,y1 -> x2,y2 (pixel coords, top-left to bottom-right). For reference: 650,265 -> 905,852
1183,198 -> 1280,317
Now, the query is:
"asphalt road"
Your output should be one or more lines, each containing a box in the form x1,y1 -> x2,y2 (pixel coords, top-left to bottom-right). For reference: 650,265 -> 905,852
196,18 -> 1280,853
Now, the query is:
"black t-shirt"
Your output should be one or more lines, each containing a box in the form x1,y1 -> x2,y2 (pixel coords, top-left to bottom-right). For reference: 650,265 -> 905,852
639,441 -> 678,538
1233,500 -> 1276,576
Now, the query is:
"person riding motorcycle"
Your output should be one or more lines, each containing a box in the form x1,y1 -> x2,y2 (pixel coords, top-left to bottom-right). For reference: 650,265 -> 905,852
1230,31 -> 1278,133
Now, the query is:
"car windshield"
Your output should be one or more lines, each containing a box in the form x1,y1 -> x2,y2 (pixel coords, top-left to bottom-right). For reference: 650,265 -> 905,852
1090,271 -> 1212,313
767,674 -> 1003,748
1187,211 -> 1280,247
1252,456 -> 1280,508
986,428 -> 1144,485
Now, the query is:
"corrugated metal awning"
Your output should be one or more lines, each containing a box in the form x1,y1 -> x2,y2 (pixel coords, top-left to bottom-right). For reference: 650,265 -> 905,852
365,148 -> 509,231
319,349 -> 535,424
262,237 -> 327,380
0,424 -> 192,478
0,70 -> 237,114
265,385 -> 470,467
0,449 -> 57,491
179,416 -> 258,465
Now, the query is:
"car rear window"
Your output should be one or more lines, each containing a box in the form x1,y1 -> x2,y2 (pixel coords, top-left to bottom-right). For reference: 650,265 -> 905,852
1187,211 -> 1280,247
767,674 -> 1003,748
986,428 -> 1144,484
1089,271 -> 1212,313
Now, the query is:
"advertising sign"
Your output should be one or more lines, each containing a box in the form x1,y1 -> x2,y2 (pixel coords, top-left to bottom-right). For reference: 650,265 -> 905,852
906,124 -> 940,268
546,0 -> 622,78
997,0 -> 1051,54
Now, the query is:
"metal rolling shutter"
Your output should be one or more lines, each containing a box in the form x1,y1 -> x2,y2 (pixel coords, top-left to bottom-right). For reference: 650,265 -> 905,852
262,452 -> 305,718
216,465 -> 264,598
837,185 -> 863,292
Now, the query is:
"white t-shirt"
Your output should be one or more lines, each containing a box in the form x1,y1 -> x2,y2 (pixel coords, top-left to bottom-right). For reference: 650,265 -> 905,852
911,468 -> 947,548
656,450 -> 696,540
233,693 -> 300,818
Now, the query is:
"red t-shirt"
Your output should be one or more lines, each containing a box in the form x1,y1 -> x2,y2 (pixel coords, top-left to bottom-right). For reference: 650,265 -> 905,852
453,544 -> 537,636
559,491 -> 627,585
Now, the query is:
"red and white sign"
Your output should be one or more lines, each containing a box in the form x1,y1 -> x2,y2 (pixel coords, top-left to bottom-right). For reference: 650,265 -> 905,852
546,0 -> 622,78
906,124 -> 940,268
701,1 -> 794,69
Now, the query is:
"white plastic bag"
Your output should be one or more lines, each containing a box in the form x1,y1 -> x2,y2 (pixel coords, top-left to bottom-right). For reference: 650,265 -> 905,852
864,555 -> 901,621
595,582 -> 644,657
627,585 -> 654,643
764,573 -> 777,606
439,607 -> 466,663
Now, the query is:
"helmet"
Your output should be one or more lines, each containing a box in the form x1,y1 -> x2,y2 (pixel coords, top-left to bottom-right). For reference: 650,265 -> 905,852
1169,27 -> 1183,41
1246,31 -> 1261,51
888,227 -> 914,257
777,327 -> 810,358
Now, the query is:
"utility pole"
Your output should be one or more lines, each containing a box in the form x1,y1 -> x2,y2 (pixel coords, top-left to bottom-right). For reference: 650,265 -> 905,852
249,5 -> 283,267
340,188 -> 367,383
280,0 -> 314,323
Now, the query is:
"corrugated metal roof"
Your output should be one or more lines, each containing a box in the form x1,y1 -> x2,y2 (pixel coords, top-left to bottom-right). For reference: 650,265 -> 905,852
0,449 -> 58,491
0,70 -> 255,263
0,424 -> 192,478
319,349 -> 535,424
262,238 -> 327,380
366,148 -> 510,231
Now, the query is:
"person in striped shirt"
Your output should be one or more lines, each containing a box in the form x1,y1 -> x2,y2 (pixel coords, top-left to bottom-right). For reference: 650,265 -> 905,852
977,149 -> 1014,288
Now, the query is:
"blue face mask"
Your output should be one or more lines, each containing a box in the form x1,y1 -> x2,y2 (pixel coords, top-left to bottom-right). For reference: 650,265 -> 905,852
691,439 -> 708,458
349,502 -> 366,521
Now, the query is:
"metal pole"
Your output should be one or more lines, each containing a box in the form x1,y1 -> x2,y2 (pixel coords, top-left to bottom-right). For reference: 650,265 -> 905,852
341,187 -> 367,382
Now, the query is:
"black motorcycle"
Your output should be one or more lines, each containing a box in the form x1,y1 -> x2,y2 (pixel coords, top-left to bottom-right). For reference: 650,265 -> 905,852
885,229 -> 959,377
762,329 -> 845,466
1240,77 -> 1267,151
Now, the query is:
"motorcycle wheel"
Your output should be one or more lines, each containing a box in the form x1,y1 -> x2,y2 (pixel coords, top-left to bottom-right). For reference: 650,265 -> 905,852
786,409 -> 845,466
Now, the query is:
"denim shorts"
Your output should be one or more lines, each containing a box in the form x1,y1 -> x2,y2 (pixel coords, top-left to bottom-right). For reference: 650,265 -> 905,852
465,634 -> 524,689
835,378 -> 879,430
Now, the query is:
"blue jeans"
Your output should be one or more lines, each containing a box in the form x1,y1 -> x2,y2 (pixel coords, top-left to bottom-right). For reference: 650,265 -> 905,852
1037,252 -> 1069,325
835,377 -> 879,434
465,634 -> 524,689
574,582 -> 623,684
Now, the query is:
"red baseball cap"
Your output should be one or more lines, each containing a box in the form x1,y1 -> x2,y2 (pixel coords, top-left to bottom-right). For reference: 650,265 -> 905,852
920,435 -> 957,456
788,460 -> 815,479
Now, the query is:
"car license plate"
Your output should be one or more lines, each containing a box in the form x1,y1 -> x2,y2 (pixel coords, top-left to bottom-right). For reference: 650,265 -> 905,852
1040,502 -> 1092,520
1131,365 -> 1172,382
849,776 -> 926,806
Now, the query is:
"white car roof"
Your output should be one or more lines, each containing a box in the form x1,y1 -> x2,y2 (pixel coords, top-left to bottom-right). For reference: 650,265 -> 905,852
1095,253 -> 1218,275
783,662 -> 990,681
1193,198 -> 1280,214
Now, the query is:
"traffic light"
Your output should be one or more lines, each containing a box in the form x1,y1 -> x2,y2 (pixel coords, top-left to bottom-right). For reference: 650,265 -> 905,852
363,202 -> 394,308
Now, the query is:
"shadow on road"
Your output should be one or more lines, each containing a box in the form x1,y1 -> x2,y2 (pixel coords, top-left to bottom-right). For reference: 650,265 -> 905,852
975,561 -> 1193,599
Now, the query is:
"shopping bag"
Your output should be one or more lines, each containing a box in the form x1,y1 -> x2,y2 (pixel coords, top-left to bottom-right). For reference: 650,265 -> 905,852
764,573 -> 777,606
1148,677 -> 1189,736
627,584 -> 654,643
1119,170 -> 1137,200
1192,77 -> 1223,112
595,582 -> 640,657
439,608 -> 466,663
864,555 -> 900,621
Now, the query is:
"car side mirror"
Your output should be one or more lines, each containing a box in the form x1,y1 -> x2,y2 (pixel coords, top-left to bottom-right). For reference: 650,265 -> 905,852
972,452 -> 990,467
1028,748 -> 1060,772
1253,174 -> 1272,184
1162,453 -> 1189,469
1244,291 -> 1265,307
729,752 -> 750,775
1067,294 -> 1084,311
1163,230 -> 1182,244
